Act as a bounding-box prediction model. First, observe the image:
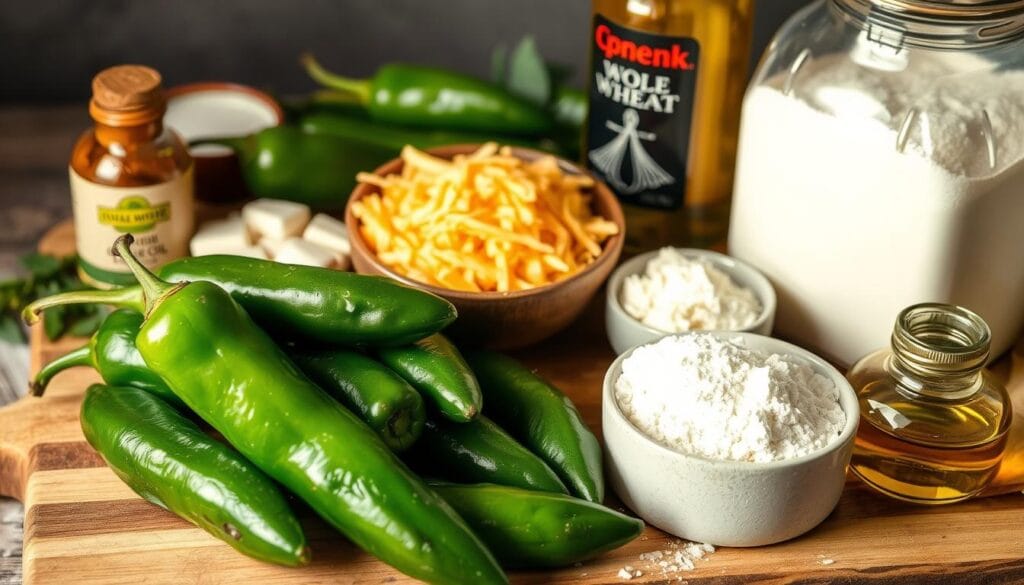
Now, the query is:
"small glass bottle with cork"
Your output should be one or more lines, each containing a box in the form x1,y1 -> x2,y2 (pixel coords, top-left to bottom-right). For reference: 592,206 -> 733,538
848,303 -> 1012,505
70,65 -> 194,288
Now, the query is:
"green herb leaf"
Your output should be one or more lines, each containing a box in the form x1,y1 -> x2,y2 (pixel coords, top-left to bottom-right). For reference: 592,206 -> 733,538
0,279 -> 23,312
58,271 -> 86,293
551,86 -> 587,130
490,42 -> 508,85
67,310 -> 105,338
37,279 -> 65,341
20,252 -> 61,280
507,36 -> 551,107
43,306 -> 65,341
3,252 -> 101,344
0,314 -> 24,344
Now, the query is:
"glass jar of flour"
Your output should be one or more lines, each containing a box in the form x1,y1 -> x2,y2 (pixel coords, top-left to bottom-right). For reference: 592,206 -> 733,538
729,0 -> 1024,366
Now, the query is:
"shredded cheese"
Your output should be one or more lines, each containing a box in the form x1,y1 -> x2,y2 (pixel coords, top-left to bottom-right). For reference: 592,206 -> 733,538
353,143 -> 619,293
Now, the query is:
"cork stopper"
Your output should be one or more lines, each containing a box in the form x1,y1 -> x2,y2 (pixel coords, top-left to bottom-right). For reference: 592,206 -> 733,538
90,65 -> 165,125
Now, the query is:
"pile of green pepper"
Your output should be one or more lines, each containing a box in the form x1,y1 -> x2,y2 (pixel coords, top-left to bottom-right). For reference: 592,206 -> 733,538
200,46 -> 584,210
25,235 -> 641,583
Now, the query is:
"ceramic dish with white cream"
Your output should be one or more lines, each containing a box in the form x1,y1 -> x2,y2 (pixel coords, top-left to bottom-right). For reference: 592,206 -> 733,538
603,331 -> 858,547
164,83 -> 283,202
605,248 -> 776,354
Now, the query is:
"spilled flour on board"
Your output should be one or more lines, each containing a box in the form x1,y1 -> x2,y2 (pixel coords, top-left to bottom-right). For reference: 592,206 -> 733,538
620,539 -> 716,580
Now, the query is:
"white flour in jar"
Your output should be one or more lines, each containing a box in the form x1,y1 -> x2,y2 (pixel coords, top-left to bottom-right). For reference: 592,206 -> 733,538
614,335 -> 844,463
729,53 -> 1024,365
620,248 -> 761,332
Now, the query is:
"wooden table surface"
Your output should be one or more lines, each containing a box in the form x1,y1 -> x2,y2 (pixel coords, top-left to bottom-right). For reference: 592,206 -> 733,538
0,105 -> 86,585
3,105 -> 1024,584
7,223 -> 1024,583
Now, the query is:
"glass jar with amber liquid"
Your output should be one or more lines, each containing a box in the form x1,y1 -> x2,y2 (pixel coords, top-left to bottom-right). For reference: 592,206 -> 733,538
849,303 -> 1011,505
70,65 -> 194,288
584,0 -> 753,251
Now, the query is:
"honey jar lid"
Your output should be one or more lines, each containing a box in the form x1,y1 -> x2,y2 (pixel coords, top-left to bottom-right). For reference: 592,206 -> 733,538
890,302 -> 991,376
90,65 -> 166,125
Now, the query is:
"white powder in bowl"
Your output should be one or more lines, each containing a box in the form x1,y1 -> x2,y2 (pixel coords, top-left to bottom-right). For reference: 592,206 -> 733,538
620,248 -> 761,333
614,335 -> 844,463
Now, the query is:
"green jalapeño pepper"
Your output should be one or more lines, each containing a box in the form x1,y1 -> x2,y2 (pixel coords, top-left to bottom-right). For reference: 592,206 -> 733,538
23,255 -> 456,348
409,416 -> 567,494
196,125 -> 396,210
31,309 -> 182,408
159,256 -> 456,347
430,483 -> 644,569
467,351 -> 604,503
292,349 -> 425,451
378,334 -> 482,422
33,310 -> 424,452
302,54 -> 552,135
81,383 -> 308,566
298,110 -> 562,154
108,234 -> 506,585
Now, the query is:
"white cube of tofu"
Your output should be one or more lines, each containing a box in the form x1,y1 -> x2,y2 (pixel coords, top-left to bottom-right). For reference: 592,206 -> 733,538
275,238 -> 336,268
242,198 -> 311,240
219,245 -> 268,260
258,236 -> 288,258
302,213 -> 351,257
190,216 -> 250,256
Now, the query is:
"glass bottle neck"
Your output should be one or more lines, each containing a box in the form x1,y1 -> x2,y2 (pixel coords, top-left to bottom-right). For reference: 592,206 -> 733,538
94,120 -> 163,148
887,352 -> 984,399
886,302 -> 991,400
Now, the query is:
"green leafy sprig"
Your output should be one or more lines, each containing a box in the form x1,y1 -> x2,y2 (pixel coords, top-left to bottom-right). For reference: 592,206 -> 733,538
0,253 -> 106,344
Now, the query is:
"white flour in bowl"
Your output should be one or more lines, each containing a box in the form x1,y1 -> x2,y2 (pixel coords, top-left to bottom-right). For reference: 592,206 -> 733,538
620,248 -> 761,332
614,335 -> 844,463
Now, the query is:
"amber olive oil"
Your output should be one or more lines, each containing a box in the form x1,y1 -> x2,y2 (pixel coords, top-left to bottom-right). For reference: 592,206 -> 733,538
585,0 -> 753,250
852,380 -> 1009,503
848,304 -> 1011,505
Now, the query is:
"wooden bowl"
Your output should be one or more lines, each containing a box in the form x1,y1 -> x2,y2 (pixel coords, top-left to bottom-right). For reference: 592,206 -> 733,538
345,144 -> 625,350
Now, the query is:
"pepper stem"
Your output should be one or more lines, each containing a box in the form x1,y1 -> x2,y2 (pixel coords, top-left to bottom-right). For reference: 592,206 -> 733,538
301,53 -> 372,105
308,89 -> 363,107
22,286 -> 145,326
111,235 -> 181,316
31,344 -> 92,397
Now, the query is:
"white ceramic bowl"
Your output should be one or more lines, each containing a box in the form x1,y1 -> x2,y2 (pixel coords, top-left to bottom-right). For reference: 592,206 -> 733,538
602,332 -> 858,547
605,248 -> 776,355
165,82 -> 283,202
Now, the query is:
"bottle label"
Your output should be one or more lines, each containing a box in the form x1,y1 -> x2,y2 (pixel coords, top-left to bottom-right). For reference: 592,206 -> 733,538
70,166 -> 195,275
586,15 -> 699,210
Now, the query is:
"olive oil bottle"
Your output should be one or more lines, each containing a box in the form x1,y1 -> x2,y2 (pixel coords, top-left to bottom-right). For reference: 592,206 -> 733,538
848,304 -> 1011,504
70,65 -> 194,288
585,0 -> 753,251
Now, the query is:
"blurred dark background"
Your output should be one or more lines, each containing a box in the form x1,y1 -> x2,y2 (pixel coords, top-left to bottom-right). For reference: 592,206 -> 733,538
0,0 -> 813,273
2,0 -> 812,103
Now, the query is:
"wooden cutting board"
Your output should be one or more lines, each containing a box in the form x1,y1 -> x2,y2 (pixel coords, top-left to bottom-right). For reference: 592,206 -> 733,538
3,221 -> 1024,584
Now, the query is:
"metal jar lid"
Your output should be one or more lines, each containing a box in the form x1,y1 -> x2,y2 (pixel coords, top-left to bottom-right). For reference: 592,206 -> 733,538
833,0 -> 1024,48
890,302 -> 991,377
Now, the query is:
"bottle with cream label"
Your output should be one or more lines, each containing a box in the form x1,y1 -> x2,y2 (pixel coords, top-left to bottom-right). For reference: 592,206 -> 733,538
70,65 -> 194,288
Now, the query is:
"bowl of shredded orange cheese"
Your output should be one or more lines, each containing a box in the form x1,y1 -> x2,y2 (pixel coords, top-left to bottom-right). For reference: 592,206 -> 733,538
346,143 -> 625,349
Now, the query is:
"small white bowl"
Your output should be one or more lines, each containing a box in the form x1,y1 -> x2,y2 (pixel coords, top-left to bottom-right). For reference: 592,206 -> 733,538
602,332 -> 858,547
165,82 -> 283,202
605,248 -> 776,355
